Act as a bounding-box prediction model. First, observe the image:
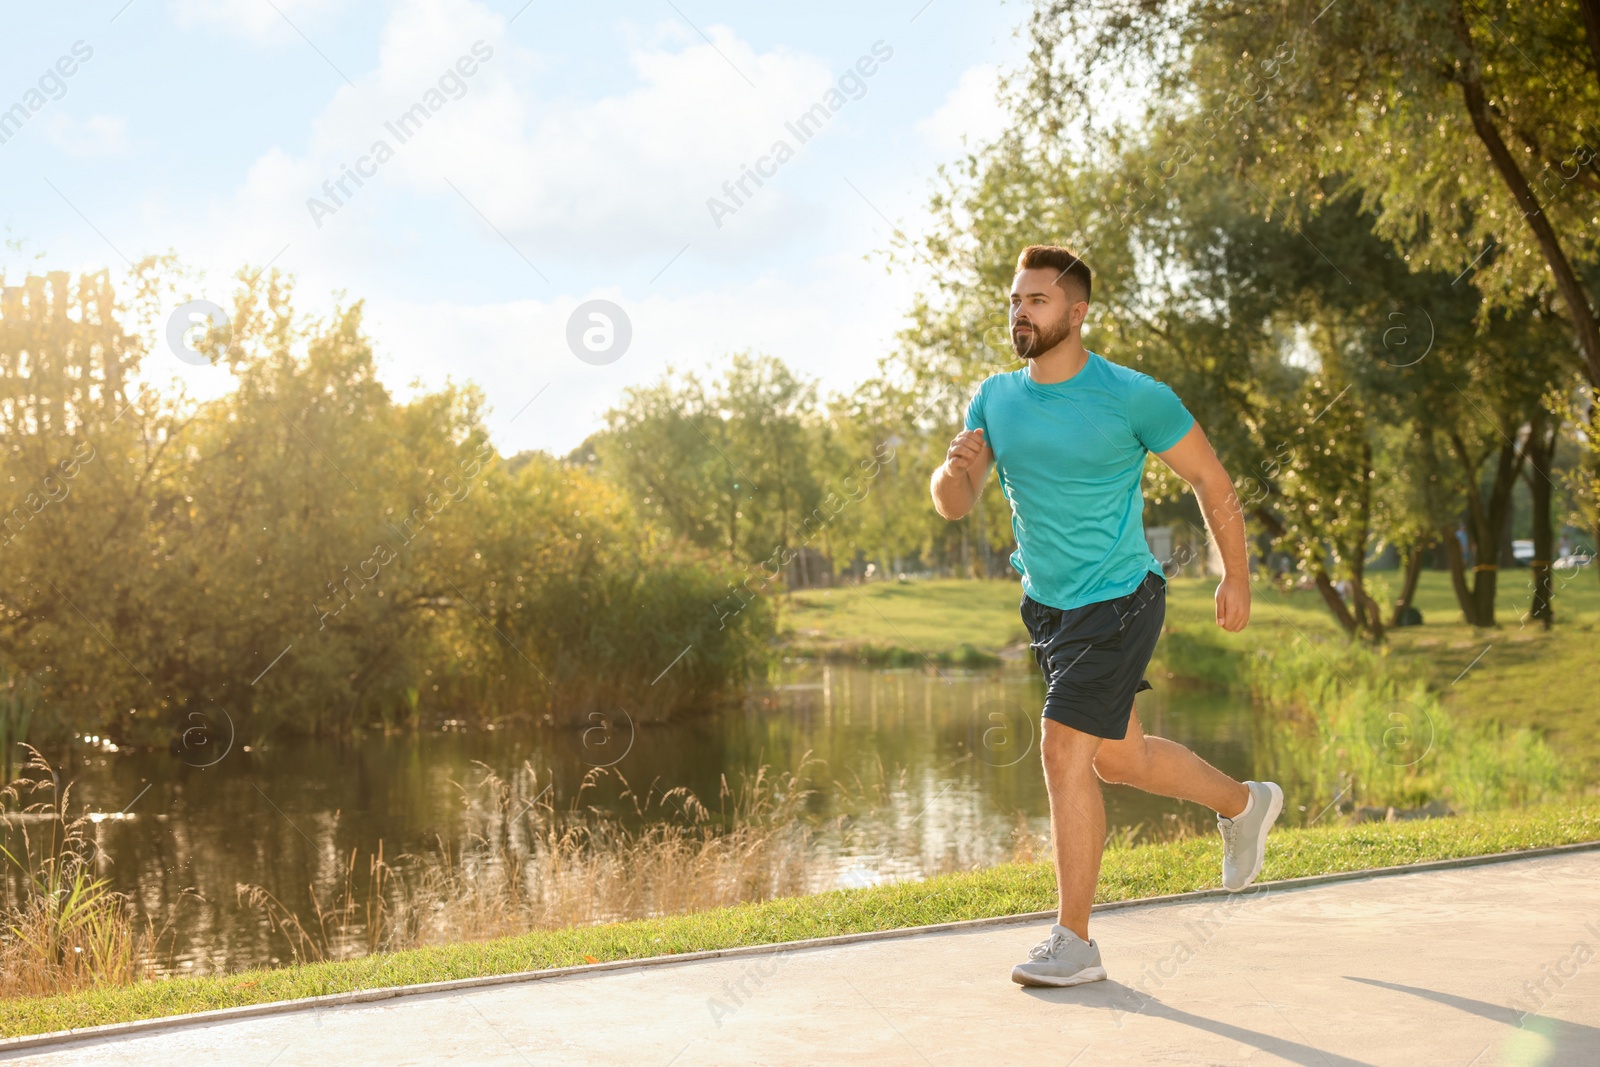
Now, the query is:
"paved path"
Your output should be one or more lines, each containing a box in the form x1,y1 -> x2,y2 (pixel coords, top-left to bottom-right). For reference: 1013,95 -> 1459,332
7,849 -> 1599,1066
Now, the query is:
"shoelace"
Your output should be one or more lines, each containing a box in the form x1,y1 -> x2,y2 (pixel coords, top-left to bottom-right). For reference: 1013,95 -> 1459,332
1029,933 -> 1070,960
1219,817 -> 1240,854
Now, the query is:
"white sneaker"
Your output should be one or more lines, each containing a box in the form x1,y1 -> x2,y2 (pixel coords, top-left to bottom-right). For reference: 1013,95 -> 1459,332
1219,780 -> 1284,891
1010,924 -> 1108,987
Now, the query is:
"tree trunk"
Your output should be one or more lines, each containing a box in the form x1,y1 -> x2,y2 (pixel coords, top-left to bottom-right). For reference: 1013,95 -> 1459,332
1352,580 -> 1385,641
1441,521 -> 1480,625
1391,539 -> 1429,626
1313,567 -> 1359,635
975,491 -> 992,577
1524,409 -> 1560,627
1348,440 -> 1385,642
1448,428 -> 1527,629
1581,0 -> 1600,102
1449,2 -> 1600,391
1592,399 -> 1600,590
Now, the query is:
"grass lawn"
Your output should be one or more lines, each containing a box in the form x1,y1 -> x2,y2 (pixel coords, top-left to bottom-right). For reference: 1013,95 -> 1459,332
1383,572 -> 1600,774
779,569 -> 1600,769
776,577 -> 1034,664
4,799 -> 1597,1039
775,571 -> 1355,662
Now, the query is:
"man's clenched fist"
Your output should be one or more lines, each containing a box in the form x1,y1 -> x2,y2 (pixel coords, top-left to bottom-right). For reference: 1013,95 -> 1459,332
945,428 -> 986,473
1214,573 -> 1251,633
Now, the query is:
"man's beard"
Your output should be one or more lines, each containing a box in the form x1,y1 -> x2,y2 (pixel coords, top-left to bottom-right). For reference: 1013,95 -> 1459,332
1011,316 -> 1072,360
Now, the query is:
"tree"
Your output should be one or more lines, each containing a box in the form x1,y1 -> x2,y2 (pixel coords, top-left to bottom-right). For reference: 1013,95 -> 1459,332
1020,0 -> 1600,390
589,352 -> 825,577
0,264 -> 774,747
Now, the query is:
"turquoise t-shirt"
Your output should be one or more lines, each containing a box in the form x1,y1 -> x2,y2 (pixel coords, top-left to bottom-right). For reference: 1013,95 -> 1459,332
963,352 -> 1195,611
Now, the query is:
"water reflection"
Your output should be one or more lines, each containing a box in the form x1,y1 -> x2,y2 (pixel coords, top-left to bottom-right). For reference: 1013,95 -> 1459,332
3,662 -> 1258,975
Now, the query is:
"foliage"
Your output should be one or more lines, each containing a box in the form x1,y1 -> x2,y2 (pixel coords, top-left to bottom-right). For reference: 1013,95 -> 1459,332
1244,635 -> 1569,811
1020,0 -> 1600,387
875,4 -> 1594,636
0,268 -> 773,744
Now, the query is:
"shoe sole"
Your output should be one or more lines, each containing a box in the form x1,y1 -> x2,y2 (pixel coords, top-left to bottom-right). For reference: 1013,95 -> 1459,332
1225,781 -> 1284,892
1010,965 -> 1108,988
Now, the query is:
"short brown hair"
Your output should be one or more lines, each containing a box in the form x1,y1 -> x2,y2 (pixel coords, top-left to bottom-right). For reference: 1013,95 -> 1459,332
1015,245 -> 1092,305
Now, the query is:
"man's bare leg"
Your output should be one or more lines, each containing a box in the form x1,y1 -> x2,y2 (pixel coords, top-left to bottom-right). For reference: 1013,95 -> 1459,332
1040,718 -> 1108,942
1093,699 -> 1248,818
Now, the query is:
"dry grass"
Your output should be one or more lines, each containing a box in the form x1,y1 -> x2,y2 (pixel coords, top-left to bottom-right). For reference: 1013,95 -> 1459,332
236,757 -> 829,963
235,844 -> 396,964
0,748 -> 188,998
6,746 -> 1185,990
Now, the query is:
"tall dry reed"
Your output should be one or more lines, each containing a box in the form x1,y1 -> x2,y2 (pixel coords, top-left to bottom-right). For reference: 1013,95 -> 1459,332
0,747 -> 186,998
237,757 -> 828,962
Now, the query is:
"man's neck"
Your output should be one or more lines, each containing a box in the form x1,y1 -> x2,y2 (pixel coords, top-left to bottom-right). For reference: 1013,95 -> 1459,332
1025,336 -> 1090,384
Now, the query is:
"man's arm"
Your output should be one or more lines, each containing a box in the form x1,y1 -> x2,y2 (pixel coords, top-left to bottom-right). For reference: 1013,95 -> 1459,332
1153,422 -> 1250,632
931,428 -> 992,520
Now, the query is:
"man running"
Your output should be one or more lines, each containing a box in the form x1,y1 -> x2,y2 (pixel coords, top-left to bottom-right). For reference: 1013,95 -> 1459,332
929,244 -> 1283,988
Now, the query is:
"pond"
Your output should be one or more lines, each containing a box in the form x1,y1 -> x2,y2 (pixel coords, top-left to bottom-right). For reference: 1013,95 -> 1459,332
3,661 -> 1288,976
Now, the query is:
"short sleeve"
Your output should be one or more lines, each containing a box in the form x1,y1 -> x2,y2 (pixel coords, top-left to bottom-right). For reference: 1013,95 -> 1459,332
962,379 -> 987,435
1127,374 -> 1194,453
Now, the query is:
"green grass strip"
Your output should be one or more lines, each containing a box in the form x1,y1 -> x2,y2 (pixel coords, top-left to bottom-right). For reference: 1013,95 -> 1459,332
4,798 -> 1597,1038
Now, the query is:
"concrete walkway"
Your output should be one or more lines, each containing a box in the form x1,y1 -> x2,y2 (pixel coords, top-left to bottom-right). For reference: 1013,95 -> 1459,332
7,848 -> 1599,1066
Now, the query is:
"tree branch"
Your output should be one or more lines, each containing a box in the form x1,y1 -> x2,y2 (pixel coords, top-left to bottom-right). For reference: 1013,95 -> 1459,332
1450,0 -> 1600,390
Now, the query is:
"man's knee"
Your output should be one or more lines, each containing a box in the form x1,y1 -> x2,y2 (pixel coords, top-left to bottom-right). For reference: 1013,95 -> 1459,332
1041,719 -> 1100,775
1093,739 -> 1150,785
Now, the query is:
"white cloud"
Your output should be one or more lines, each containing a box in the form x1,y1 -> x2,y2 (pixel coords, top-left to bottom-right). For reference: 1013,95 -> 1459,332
432,22 -> 850,259
916,63 -> 1009,153
143,0 -> 932,457
177,0 -> 900,280
43,113 -> 129,157
360,13 -> 880,264
168,0 -> 351,41
363,249 -> 919,458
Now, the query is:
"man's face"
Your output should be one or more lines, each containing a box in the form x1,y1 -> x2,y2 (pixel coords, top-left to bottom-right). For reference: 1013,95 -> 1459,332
1008,267 -> 1084,359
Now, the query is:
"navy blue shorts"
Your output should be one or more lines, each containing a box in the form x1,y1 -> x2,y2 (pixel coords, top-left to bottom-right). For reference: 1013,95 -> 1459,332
1020,570 -> 1166,740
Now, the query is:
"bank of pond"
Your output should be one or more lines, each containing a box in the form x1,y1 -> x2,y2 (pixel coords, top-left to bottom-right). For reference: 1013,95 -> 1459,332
0,622 -> 1578,996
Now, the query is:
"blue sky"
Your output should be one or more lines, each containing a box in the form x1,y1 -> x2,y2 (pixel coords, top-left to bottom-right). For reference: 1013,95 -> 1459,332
2,0 -> 1028,455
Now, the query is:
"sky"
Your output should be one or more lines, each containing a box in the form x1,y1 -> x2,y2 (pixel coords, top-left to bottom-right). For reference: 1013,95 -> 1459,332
1,0 -> 1029,457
